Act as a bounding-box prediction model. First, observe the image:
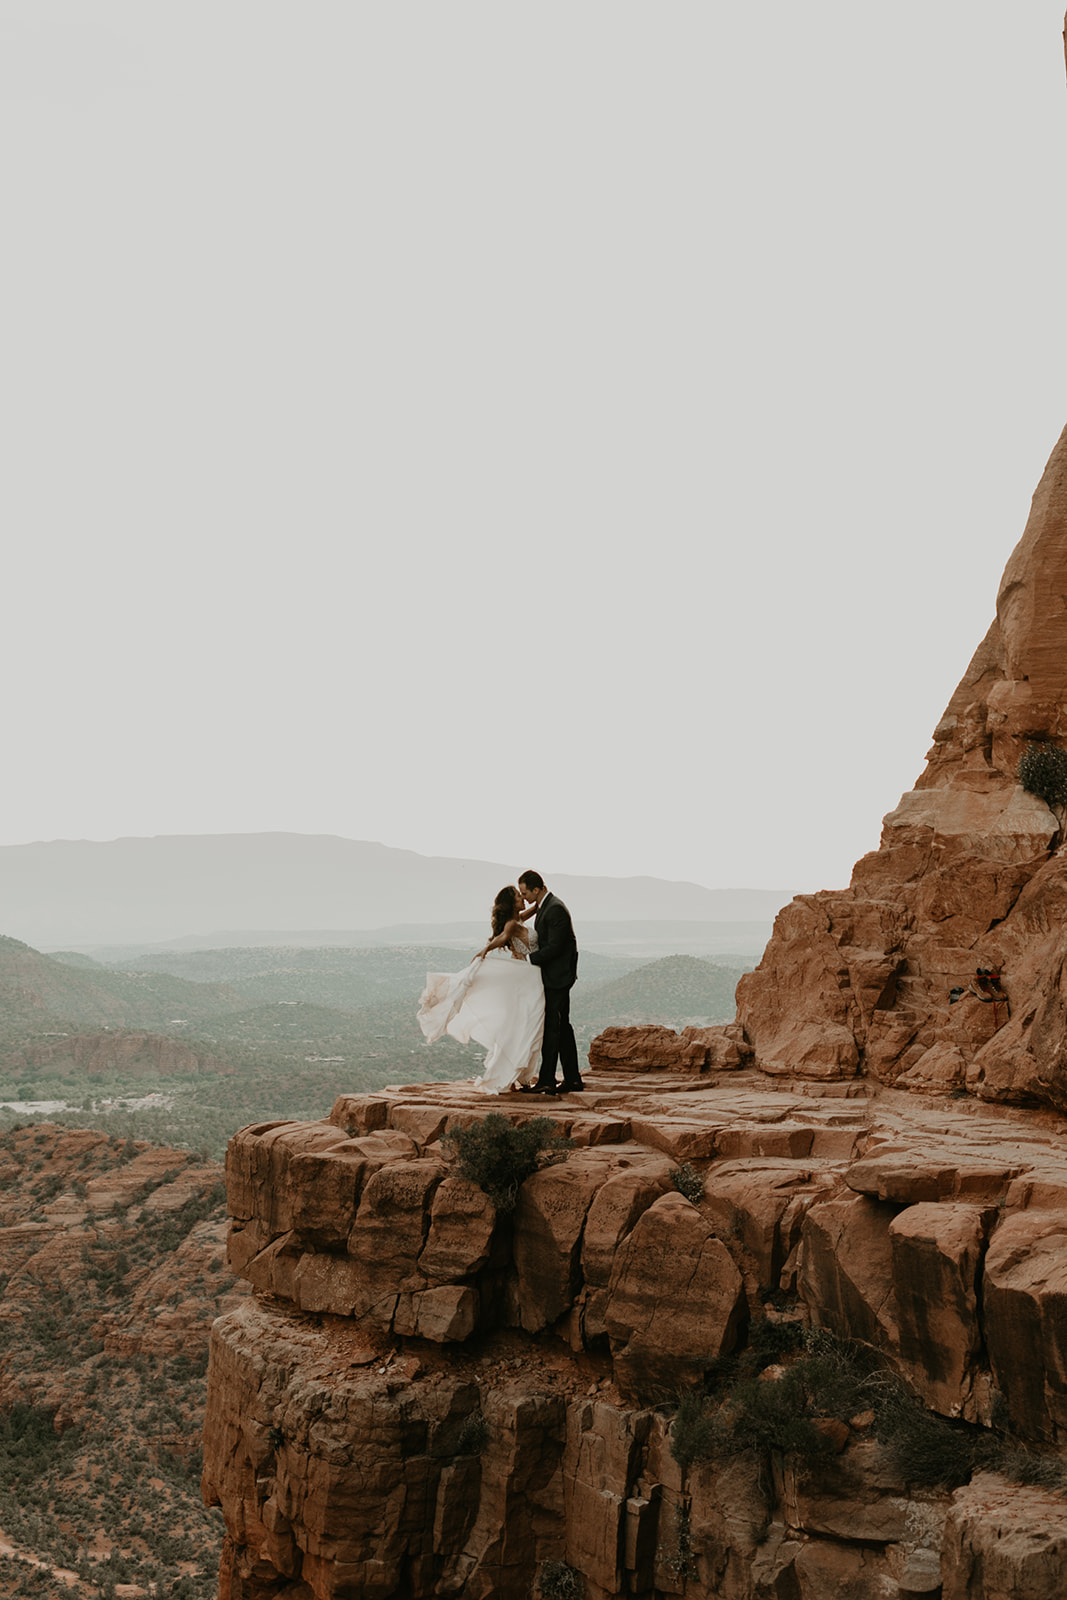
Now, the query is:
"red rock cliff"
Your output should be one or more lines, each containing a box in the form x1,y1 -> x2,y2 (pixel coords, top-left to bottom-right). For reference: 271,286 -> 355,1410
202,1073 -> 1067,1600
737,422 -> 1067,1107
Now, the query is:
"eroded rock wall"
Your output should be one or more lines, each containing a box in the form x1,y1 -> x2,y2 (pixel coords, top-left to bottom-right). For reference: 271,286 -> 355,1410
737,422 -> 1067,1109
202,1080 -> 1067,1599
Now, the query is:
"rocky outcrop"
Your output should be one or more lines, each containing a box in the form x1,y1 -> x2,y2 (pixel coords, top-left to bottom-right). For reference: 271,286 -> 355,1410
203,1076 -> 1067,1598
588,1024 -> 752,1074
737,422 -> 1067,1111
202,401 -> 1067,1600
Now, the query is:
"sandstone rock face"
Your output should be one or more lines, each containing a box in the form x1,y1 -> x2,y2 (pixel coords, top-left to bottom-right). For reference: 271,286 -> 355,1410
603,1192 -> 746,1403
737,423 -> 1067,1110
983,1209 -> 1067,1443
588,1024 -> 752,1074
203,1078 -> 1067,1598
943,1473 -> 1067,1600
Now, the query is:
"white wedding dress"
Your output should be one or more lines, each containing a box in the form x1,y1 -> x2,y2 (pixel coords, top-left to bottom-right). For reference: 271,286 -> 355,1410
417,930 -> 545,1093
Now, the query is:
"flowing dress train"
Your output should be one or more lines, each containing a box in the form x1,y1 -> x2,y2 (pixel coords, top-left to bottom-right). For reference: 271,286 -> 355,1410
417,944 -> 545,1093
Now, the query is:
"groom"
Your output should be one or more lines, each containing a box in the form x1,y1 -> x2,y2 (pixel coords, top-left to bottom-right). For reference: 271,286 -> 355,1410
518,870 -> 584,1095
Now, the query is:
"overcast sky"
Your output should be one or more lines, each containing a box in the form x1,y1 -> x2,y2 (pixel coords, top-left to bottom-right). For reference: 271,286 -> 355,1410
3,4 -> 1066,894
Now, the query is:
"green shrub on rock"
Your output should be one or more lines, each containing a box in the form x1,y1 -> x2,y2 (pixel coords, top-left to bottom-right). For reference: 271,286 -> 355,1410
1018,741 -> 1067,811
540,1559 -> 582,1600
873,1379 -> 977,1488
669,1162 -> 704,1203
453,1413 -> 489,1456
442,1113 -> 572,1213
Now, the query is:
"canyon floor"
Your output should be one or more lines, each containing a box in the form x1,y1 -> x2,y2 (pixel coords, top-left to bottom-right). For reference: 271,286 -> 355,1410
0,1124 -> 240,1599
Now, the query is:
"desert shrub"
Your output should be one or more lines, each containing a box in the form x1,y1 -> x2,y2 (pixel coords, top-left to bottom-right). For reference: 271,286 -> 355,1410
671,1368 -> 829,1468
750,1317 -> 805,1363
443,1113 -> 572,1212
540,1560 -> 582,1600
797,1327 -> 884,1418
874,1381 -> 976,1487
669,1162 -> 704,1203
986,1447 -> 1067,1488
1018,741 -> 1067,811
689,1316 -> 804,1406
670,1391 -> 724,1470
699,1351 -> 741,1394
671,1326 -> 892,1473
724,1372 -> 832,1460
453,1413 -> 489,1455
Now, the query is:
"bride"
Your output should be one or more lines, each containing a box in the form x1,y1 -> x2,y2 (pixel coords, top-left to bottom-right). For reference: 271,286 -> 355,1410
417,885 -> 545,1093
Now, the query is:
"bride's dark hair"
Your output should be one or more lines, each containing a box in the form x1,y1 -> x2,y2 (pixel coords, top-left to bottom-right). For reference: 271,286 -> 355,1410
491,885 -> 520,938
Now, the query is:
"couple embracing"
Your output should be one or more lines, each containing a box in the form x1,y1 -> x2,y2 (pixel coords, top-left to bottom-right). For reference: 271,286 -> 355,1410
417,870 -> 584,1096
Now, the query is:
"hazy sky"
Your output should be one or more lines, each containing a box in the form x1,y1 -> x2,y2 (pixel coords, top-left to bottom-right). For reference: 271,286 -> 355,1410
3,4 -> 1066,893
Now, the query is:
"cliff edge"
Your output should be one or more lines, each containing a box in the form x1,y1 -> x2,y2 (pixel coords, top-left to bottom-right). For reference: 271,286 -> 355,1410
202,1072 -> 1067,1599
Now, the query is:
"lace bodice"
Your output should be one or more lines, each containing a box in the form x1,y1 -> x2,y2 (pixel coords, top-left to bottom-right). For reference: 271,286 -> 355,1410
491,926 -> 538,960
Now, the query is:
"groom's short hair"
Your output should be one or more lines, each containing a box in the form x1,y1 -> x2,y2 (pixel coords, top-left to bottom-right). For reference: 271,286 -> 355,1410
518,869 -> 544,890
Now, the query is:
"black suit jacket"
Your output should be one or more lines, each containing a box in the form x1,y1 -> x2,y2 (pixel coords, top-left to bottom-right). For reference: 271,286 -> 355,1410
530,892 -> 579,990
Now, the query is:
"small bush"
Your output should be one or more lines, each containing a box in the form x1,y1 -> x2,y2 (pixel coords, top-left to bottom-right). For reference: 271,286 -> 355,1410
798,1327 -> 884,1418
668,1322 -> 993,1489
540,1560 -> 582,1600
986,1447 -> 1067,1488
874,1381 -> 976,1488
1018,741 -> 1067,811
669,1163 -> 705,1203
453,1413 -> 489,1456
671,1326 -> 886,1473
443,1113 -> 572,1212
750,1317 -> 805,1363
670,1391 -> 724,1470
724,1372 -> 832,1461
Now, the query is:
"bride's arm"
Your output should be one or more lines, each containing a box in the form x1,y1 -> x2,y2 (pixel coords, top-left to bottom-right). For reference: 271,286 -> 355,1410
517,904 -> 537,922
475,919 -> 523,960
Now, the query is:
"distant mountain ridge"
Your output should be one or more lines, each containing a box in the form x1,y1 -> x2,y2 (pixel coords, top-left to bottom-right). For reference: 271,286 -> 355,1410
0,833 -> 795,946
0,934 -> 244,1048
572,954 -> 743,1029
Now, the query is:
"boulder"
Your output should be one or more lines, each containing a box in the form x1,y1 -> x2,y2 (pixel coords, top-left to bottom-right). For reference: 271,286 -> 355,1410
703,1159 -> 838,1290
347,1158 -> 448,1316
588,1026 -> 709,1073
798,1194 -> 900,1351
603,1192 -> 746,1404
942,1472 -> 1067,1600
983,1210 -> 1067,1443
889,1202 -> 992,1418
511,1159 -> 609,1333
781,1438 -> 907,1543
418,1176 -> 499,1282
579,1162 -> 672,1339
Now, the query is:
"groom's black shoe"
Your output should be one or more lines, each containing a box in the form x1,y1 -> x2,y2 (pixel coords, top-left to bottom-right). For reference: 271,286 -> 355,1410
562,1083 -> 585,1093
520,1084 -> 557,1095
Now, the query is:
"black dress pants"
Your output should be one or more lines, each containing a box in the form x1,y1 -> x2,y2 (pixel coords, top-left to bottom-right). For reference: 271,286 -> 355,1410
538,985 -> 582,1088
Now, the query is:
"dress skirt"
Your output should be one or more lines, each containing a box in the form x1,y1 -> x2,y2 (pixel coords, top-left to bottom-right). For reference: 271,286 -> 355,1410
417,953 -> 545,1093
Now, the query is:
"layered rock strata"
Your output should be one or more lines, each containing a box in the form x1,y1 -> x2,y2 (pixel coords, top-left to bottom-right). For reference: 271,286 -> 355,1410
737,423 -> 1067,1107
203,1075 -> 1067,1599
